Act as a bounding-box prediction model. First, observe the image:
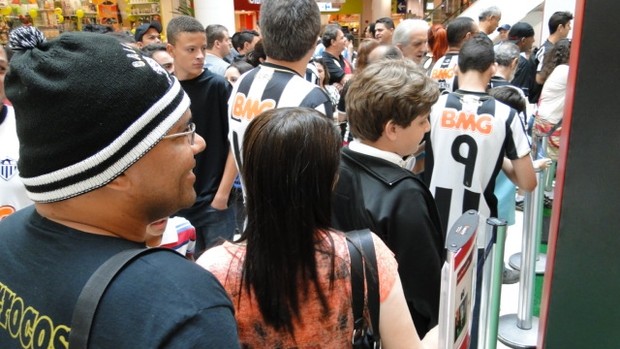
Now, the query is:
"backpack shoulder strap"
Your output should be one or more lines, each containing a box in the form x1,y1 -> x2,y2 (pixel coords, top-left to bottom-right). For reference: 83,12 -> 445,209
69,247 -> 181,349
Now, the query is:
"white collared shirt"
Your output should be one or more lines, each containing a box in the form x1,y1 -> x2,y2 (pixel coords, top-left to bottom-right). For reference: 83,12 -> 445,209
348,140 -> 416,171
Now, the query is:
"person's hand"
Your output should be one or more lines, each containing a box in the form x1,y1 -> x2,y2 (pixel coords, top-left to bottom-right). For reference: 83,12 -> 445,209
533,158 -> 553,170
210,194 -> 229,210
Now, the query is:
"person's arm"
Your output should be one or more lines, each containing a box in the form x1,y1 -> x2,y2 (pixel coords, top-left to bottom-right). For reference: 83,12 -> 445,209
507,155 -> 537,192
211,150 -> 238,210
379,276 -> 423,349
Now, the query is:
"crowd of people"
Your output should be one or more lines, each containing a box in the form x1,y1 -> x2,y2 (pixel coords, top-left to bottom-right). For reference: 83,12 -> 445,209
0,1 -> 573,347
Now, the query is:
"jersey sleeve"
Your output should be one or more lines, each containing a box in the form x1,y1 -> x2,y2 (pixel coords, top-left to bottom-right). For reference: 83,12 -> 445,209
504,103 -> 532,159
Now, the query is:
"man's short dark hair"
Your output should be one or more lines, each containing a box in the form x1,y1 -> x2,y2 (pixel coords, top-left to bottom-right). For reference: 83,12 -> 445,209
549,11 -> 574,34
375,17 -> 395,30
206,24 -> 229,49
166,16 -> 204,45
446,17 -> 476,47
259,0 -> 321,62
231,30 -> 259,52
141,42 -> 168,58
458,33 -> 494,73
321,24 -> 341,48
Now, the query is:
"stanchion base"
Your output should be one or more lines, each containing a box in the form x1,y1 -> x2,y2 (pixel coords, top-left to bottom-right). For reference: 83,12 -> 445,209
508,252 -> 547,274
497,314 -> 539,348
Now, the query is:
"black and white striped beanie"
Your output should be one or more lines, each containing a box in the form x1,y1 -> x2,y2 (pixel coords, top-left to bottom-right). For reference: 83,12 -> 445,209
6,30 -> 190,203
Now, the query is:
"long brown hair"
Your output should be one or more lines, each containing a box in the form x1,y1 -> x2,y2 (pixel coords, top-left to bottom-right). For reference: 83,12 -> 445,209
240,107 -> 341,334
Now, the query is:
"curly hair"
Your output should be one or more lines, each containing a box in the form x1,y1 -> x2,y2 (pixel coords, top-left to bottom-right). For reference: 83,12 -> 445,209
539,39 -> 571,84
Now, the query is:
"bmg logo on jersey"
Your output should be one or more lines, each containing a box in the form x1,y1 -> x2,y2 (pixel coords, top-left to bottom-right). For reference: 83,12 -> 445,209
440,109 -> 493,135
0,157 -> 18,181
231,93 -> 276,122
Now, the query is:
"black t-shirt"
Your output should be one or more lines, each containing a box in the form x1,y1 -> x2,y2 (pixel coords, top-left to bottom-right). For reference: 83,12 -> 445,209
321,51 -> 346,85
177,70 -> 232,227
511,55 -> 536,97
0,207 -> 239,348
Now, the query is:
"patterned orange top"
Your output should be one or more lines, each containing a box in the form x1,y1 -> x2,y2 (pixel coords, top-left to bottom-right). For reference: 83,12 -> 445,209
197,230 -> 398,348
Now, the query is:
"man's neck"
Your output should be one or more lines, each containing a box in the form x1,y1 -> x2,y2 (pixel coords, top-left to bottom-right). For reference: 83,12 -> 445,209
447,46 -> 460,54
548,33 -> 562,45
175,69 -> 203,82
458,71 -> 491,92
265,50 -> 313,77
35,202 -> 148,243
206,49 -> 223,59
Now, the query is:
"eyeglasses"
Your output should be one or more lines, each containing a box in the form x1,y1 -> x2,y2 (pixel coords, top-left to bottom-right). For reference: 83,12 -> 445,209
162,122 -> 196,145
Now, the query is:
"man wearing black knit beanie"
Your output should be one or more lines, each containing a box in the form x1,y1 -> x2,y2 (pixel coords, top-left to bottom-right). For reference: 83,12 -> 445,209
0,28 -> 239,348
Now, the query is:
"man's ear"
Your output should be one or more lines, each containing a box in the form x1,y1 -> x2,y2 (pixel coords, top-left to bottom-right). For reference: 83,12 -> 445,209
511,57 -> 519,70
383,120 -> 399,141
106,172 -> 131,192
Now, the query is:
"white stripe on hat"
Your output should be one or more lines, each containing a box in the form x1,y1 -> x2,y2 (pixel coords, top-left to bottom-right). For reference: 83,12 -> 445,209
21,78 -> 190,203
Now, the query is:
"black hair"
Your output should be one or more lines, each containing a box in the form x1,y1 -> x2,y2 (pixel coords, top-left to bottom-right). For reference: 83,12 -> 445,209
245,40 -> 266,67
141,42 -> 167,57
458,33 -> 494,73
549,11 -> 574,34
240,107 -> 340,334
446,17 -> 476,47
231,30 -> 260,52
375,17 -> 395,30
489,86 -> 526,114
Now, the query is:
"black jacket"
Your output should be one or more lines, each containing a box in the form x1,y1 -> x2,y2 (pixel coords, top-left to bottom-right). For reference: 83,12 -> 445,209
332,147 -> 445,337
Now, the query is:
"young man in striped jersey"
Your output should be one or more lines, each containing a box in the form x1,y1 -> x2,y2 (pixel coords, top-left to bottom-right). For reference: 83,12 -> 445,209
428,16 -> 479,94
227,0 -> 333,178
424,34 -> 536,234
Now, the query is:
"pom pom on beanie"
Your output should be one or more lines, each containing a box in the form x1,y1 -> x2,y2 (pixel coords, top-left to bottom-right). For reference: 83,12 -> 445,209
9,25 -> 47,50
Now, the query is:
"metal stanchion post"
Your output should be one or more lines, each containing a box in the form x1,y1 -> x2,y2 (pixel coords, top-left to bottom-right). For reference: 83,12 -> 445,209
509,165 -> 548,274
478,218 -> 507,349
497,168 -> 545,348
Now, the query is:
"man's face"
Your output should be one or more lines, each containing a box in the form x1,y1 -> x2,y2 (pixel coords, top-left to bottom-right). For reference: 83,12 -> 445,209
558,21 -> 572,39
333,30 -> 346,52
375,23 -> 393,44
522,36 -> 535,53
393,112 -> 431,157
489,15 -> 501,33
151,50 -> 175,75
224,66 -> 241,85
217,31 -> 231,57
167,32 -> 207,80
244,35 -> 260,54
124,110 -> 205,222
498,30 -> 509,41
139,28 -> 161,47
398,29 -> 428,64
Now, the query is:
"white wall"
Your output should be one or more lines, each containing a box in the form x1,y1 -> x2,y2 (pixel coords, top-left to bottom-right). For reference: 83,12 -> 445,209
194,0 -> 235,34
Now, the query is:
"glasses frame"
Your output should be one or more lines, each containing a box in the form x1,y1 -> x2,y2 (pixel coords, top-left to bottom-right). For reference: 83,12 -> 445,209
162,122 -> 196,145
